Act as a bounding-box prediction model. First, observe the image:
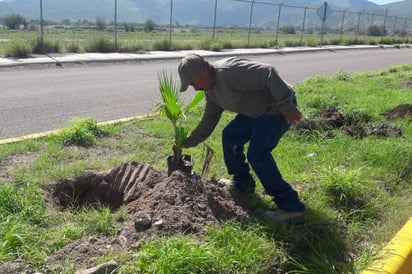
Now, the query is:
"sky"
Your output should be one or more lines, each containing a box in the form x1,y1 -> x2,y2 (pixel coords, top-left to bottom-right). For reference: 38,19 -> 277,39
0,0 -> 405,4
0,0 -> 404,3
368,0 -> 404,4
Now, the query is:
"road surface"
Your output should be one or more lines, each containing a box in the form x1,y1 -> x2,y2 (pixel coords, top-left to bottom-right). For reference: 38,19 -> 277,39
0,48 -> 411,140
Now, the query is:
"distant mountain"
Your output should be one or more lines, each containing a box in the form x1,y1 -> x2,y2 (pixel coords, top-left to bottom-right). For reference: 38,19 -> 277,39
381,0 -> 412,18
0,0 -> 410,28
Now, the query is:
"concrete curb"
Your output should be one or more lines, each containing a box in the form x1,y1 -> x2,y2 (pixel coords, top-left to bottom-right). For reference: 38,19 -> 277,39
0,45 -> 401,68
363,218 -> 412,274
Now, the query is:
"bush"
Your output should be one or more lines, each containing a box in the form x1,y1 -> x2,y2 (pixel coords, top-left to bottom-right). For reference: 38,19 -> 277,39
379,36 -> 394,45
3,13 -> 25,29
65,43 -> 82,53
368,25 -> 386,36
221,41 -> 233,49
5,40 -> 31,58
118,43 -> 144,53
171,42 -> 194,51
85,36 -> 118,53
305,38 -> 318,47
283,39 -> 302,47
198,38 -> 221,51
143,19 -> 156,33
328,38 -> 341,45
152,40 -> 172,51
31,37 -> 61,54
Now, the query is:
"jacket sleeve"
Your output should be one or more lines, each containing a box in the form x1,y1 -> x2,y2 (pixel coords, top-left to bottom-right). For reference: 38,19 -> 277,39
183,97 -> 224,148
266,67 -> 297,115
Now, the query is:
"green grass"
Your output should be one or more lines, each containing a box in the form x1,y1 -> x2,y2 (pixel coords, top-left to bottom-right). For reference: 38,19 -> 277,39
0,65 -> 411,273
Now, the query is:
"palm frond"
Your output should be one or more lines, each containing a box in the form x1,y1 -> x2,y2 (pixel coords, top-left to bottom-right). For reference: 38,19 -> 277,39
158,70 -> 184,123
185,90 -> 205,113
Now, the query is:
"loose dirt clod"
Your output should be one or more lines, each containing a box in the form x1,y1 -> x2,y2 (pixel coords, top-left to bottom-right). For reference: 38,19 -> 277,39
46,161 -> 254,270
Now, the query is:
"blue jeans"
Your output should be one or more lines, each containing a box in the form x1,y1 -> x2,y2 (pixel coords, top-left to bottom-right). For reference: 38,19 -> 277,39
222,113 -> 305,212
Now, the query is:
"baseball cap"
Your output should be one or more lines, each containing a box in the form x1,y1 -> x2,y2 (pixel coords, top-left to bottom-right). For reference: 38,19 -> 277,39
178,54 -> 207,92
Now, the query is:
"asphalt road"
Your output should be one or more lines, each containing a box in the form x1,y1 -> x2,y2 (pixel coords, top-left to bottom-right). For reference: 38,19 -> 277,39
0,48 -> 411,140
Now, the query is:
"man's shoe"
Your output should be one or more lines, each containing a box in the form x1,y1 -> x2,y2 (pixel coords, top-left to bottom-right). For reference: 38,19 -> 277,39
218,178 -> 255,194
264,209 -> 307,225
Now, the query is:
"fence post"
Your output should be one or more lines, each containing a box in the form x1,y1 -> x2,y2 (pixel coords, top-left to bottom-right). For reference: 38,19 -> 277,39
247,0 -> 255,47
356,12 -> 362,40
40,0 -> 44,42
393,16 -> 398,37
319,1 -> 328,47
114,0 -> 117,47
383,8 -> 388,37
212,0 -> 218,40
275,1 -> 285,46
340,10 -> 346,43
403,18 -> 407,36
169,0 -> 173,47
300,5 -> 309,46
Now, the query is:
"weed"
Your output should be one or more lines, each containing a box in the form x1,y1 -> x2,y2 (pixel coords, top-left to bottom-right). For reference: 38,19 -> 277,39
4,40 -> 31,58
53,118 -> 107,147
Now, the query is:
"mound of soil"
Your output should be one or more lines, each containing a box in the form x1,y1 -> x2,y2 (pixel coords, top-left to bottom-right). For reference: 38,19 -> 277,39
296,105 -> 406,138
46,161 -> 254,271
382,104 -> 412,121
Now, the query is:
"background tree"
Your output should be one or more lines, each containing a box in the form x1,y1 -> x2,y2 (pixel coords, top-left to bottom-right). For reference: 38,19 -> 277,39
368,25 -> 386,36
280,25 -> 296,34
143,19 -> 156,32
3,13 -> 25,29
95,16 -> 106,31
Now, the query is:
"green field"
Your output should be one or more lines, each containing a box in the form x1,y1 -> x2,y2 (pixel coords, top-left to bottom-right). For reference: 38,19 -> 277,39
1,28 -> 410,57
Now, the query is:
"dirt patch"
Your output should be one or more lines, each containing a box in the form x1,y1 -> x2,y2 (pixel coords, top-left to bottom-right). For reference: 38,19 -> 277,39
0,152 -> 38,183
296,105 -> 405,138
316,106 -> 346,128
45,161 -> 254,270
381,104 -> 412,121
400,78 -> 412,89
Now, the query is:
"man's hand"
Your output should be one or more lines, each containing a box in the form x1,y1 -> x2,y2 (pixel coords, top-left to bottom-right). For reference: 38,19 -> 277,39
284,108 -> 303,125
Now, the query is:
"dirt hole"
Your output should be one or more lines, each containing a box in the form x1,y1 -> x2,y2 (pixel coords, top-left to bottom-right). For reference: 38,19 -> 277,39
51,162 -> 163,211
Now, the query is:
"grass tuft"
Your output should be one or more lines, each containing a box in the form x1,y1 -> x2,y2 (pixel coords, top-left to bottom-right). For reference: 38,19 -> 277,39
53,118 -> 107,147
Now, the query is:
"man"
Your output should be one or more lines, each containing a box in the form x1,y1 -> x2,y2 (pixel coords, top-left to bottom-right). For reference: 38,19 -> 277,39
178,54 -> 306,224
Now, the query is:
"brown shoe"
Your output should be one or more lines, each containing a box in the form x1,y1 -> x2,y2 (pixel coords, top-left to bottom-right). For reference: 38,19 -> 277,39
218,178 -> 255,194
264,209 -> 307,225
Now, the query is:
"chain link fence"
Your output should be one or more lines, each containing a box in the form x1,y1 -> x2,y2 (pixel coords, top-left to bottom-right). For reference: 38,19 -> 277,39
1,0 -> 411,53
